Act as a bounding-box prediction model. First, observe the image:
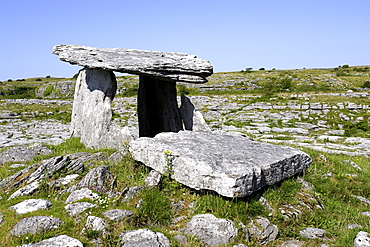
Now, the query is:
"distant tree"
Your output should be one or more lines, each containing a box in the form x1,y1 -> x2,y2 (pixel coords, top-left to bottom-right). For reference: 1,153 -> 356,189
46,75 -> 51,78
342,64 -> 349,68
259,68 -> 265,71
7,79 -> 12,82
35,78 -> 42,81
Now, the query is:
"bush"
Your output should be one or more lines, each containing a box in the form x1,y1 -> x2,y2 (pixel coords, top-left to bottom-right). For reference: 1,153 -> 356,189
35,78 -> 42,81
362,81 -> 370,88
259,68 -> 265,71
342,64 -> 349,68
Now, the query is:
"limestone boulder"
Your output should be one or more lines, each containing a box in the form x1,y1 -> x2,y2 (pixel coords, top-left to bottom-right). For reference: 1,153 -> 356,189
10,216 -> 63,236
129,131 -> 312,197
9,199 -> 52,215
119,228 -> 170,247
53,44 -> 213,83
0,144 -> 52,165
354,231 -> 370,247
182,214 -> 238,246
18,235 -> 83,247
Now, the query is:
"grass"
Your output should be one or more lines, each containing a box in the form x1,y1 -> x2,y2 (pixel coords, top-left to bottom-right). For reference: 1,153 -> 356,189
0,137 -> 369,246
0,66 -> 369,246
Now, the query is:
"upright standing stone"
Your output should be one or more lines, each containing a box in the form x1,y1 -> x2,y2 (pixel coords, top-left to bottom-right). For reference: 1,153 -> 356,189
71,68 -> 131,149
138,75 -> 183,137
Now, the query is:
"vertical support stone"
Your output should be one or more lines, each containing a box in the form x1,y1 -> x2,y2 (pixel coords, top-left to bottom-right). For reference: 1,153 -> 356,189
71,67 -> 117,148
138,75 -> 183,137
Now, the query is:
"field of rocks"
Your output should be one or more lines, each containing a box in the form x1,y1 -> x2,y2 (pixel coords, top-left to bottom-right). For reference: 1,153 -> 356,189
0,66 -> 369,246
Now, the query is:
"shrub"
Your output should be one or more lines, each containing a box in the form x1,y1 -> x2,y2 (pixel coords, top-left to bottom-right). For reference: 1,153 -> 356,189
362,81 -> 370,88
259,67 -> 265,71
35,78 -> 42,81
7,79 -> 12,82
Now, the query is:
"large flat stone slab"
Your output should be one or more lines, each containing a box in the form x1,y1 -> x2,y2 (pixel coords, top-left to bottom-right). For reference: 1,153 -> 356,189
129,131 -> 312,197
53,45 -> 213,83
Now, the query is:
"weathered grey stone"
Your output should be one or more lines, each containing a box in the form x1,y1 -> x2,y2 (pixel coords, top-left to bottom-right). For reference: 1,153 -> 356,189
48,174 -> 79,187
280,240 -> 302,247
109,151 -> 127,163
119,228 -> 171,247
122,186 -> 143,202
75,166 -> 112,193
10,216 -> 63,236
360,212 -> 370,217
82,216 -> 108,235
348,224 -> 362,229
248,216 -> 278,245
8,181 -> 40,200
145,170 -> 162,187
0,212 -> 3,225
174,234 -> 188,245
182,214 -> 238,246
138,76 -> 183,137
102,209 -> 134,221
53,44 -> 213,83
299,227 -> 326,239
71,68 -> 130,149
0,143 -> 52,165
18,234 -> 83,247
354,231 -> 370,247
344,160 -> 362,171
179,94 -> 210,131
9,199 -> 52,214
352,195 -> 370,205
65,188 -> 100,204
64,202 -> 98,216
129,131 -> 312,197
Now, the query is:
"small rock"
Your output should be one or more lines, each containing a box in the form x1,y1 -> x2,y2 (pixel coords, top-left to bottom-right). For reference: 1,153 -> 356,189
348,224 -> 363,229
343,160 -> 362,171
248,216 -> 278,245
352,195 -> 370,205
48,174 -> 79,187
182,213 -> 238,246
9,199 -> 52,214
75,166 -> 113,193
119,228 -> 171,247
109,151 -> 127,163
0,212 -> 3,225
65,187 -> 100,204
122,186 -> 142,202
18,234 -> 83,247
144,170 -> 161,187
102,209 -> 134,221
233,245 -> 248,247
280,239 -> 302,246
82,216 -> 108,236
8,181 -> 40,200
174,234 -> 188,245
259,196 -> 274,211
10,216 -> 63,236
360,212 -> 370,217
354,231 -> 370,247
299,227 -> 326,239
65,202 -> 98,216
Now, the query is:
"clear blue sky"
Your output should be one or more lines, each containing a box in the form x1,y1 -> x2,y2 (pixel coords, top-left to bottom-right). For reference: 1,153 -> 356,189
1,0 -> 369,81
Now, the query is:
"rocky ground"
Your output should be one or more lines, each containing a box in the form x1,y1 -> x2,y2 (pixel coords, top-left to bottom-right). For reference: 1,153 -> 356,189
0,67 -> 369,246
